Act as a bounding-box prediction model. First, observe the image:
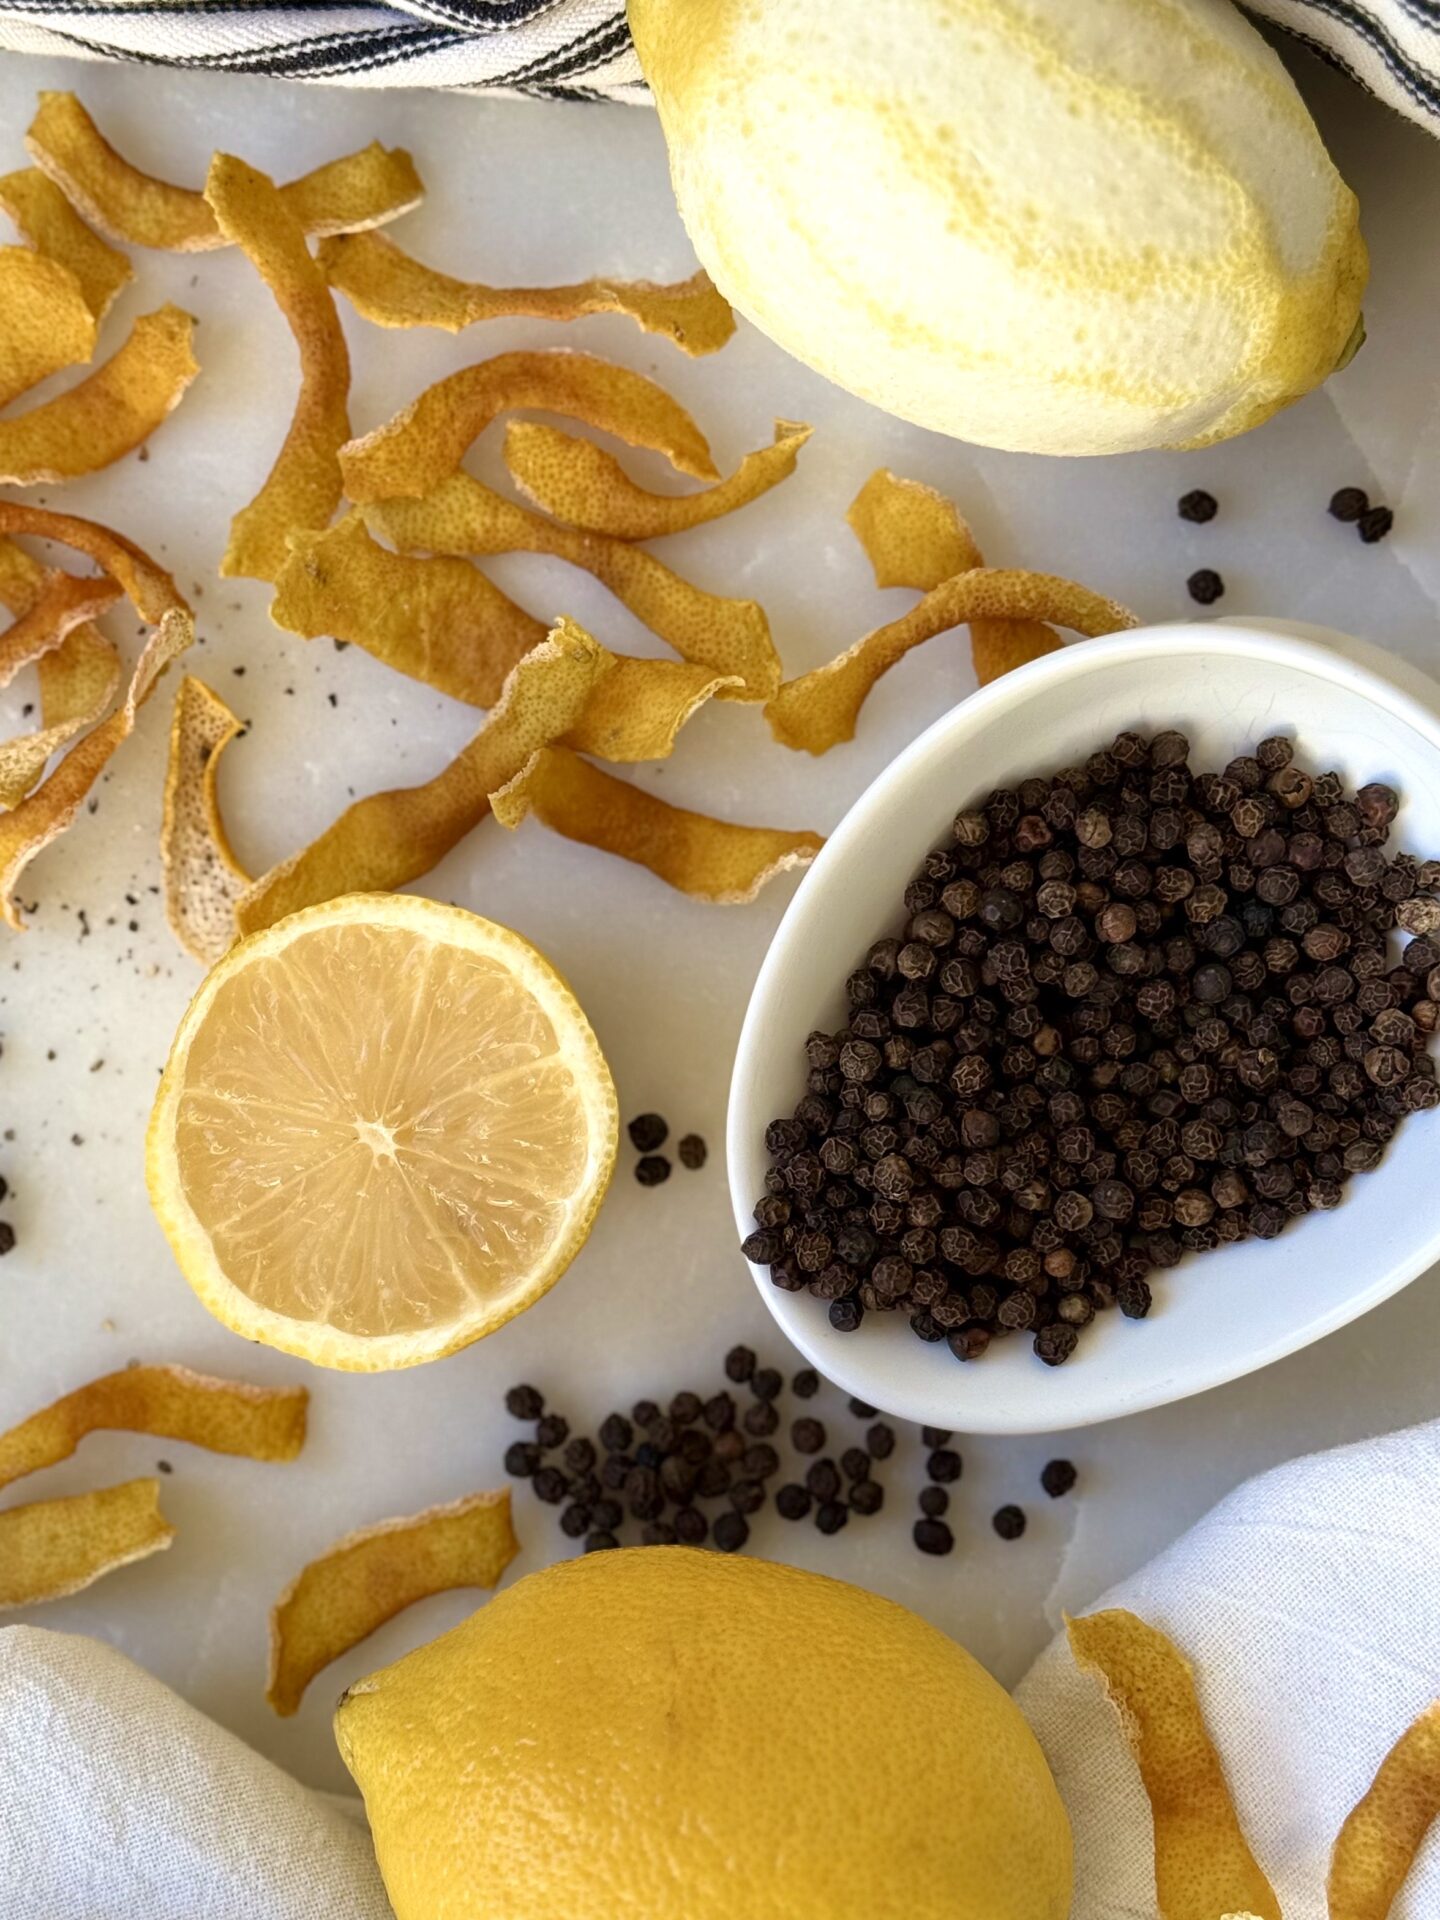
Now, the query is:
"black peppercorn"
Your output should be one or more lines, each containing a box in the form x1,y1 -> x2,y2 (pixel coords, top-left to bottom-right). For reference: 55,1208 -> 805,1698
992,1505 -> 1027,1541
1178,489 -> 1217,523
913,1517 -> 954,1555
1329,486 -> 1369,523
1187,568 -> 1224,606
505,1384 -> 544,1421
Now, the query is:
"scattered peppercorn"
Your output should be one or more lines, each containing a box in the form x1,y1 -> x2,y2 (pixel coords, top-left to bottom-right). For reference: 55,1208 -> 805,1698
751,1366 -> 783,1401
0,1222 -> 14,1257
628,1112 -> 668,1152
792,1368 -> 820,1398
815,1500 -> 849,1535
921,1427 -> 952,1448
713,1511 -> 749,1552
1177,489 -> 1217,524
792,1416 -> 826,1454
913,1517 -> 954,1555
503,1441 -> 540,1478
746,731 -> 1440,1369
1357,505 -> 1394,545
918,1485 -> 949,1519
677,1133 -> 708,1170
776,1482 -> 811,1520
927,1448 -> 963,1484
725,1345 -> 756,1384
635,1154 -> 671,1186
1041,1458 -> 1078,1498
1329,486 -> 1369,523
1187,568 -> 1224,606
992,1505 -> 1027,1541
848,1397 -> 878,1418
535,1414 -> 569,1451
866,1422 -> 895,1460
505,1384 -> 544,1421
585,1531 -> 620,1552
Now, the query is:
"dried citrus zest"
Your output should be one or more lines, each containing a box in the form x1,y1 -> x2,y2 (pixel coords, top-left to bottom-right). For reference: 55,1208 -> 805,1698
0,167 -> 133,319
845,470 -> 1063,689
0,304 -> 198,488
267,1488 -> 519,1716
162,677 -> 250,964
320,229 -> 734,353
367,473 -> 780,699
561,647 -> 743,763
1328,1699 -> 1440,1920
339,348 -> 717,504
205,155 -> 350,584
492,747 -> 825,903
1066,1610 -> 1281,1920
270,513 -> 546,709
0,535 -> 119,807
0,246 -> 97,410
504,418 -> 811,540
766,568 -> 1136,755
27,94 -> 421,251
0,1478 -> 174,1609
0,568 -> 121,688
0,629 -> 120,809
0,502 -> 186,624
235,622 -> 608,935
847,468 -> 978,591
0,1363 -> 306,1494
0,504 -> 192,927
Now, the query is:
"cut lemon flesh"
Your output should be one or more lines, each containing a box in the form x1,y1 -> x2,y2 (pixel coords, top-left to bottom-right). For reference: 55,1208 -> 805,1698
147,893 -> 618,1371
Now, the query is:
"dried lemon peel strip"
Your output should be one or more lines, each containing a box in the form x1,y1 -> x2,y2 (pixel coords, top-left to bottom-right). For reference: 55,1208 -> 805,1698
235,621 -> 609,935
0,569 -> 121,688
847,468 -> 977,591
162,677 -> 251,964
367,473 -> 780,699
206,156 -> 350,585
271,514 -> 547,709
0,536 -> 119,808
0,168 -> 132,320
504,418 -> 811,540
1329,1699 -> 1440,1920
0,304 -> 198,488
0,1478 -> 174,1609
339,347 -> 717,504
267,1488 -> 518,1716
0,247 -> 97,411
0,505 -> 194,927
1066,1610 -> 1281,1920
320,229 -> 734,354
563,653 -> 742,763
27,94 -> 422,252
0,1363 -> 307,1494
0,631 -> 121,809
493,748 -> 824,903
766,568 -> 1136,755
845,468 -> 1065,691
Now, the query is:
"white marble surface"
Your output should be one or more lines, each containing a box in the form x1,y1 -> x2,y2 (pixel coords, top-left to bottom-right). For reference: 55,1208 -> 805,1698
0,47 -> 1437,1795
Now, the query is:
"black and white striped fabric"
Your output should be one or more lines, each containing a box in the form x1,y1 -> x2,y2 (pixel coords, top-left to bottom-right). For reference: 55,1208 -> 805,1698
0,0 -> 1433,136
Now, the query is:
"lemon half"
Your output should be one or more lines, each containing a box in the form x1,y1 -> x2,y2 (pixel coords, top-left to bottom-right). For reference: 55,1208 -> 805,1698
147,893 -> 618,1371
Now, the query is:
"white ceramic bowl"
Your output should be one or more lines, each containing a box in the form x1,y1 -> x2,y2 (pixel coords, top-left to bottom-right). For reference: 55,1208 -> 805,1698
727,622 -> 1440,1433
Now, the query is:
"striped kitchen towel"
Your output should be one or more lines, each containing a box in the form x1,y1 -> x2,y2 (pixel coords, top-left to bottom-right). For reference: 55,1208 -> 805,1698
0,0 -> 1433,135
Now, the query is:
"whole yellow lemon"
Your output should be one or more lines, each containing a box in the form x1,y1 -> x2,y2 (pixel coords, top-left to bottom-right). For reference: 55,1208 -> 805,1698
629,0 -> 1367,456
336,1548 -> 1071,1919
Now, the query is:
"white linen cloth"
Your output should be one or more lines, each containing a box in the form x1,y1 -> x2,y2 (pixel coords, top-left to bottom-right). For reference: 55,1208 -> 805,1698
1017,1417 -> 1440,1919
0,1626 -> 392,1920
0,0 -> 1433,138
4,1420 -> 1440,1919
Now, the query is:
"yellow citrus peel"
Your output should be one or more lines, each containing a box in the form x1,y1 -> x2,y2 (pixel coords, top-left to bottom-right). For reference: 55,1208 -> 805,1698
205,154 -> 351,583
321,229 -> 733,353
339,347 -> 717,503
161,677 -> 251,965
27,93 -> 421,251
1329,1700 -> 1440,1920
235,620 -> 609,935
493,747 -> 824,903
0,1479 -> 174,1609
367,472 -> 779,698
0,505 -> 193,927
0,568 -> 121,689
1066,1609 -> 1280,1920
503,418 -> 811,540
0,304 -> 196,486
0,166 -> 132,319
767,566 -> 1135,755
267,1488 -> 519,1716
0,245 -> 96,410
0,1363 -> 307,1493
270,513 -> 547,708
0,535 -> 120,807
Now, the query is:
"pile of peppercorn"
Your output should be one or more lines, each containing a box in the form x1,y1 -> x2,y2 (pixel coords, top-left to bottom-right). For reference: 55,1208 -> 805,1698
504,1354 -> 1081,1556
743,732 -> 1440,1367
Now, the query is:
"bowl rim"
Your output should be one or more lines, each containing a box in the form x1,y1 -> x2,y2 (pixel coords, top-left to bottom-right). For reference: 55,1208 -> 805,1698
726,620 -> 1440,1432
